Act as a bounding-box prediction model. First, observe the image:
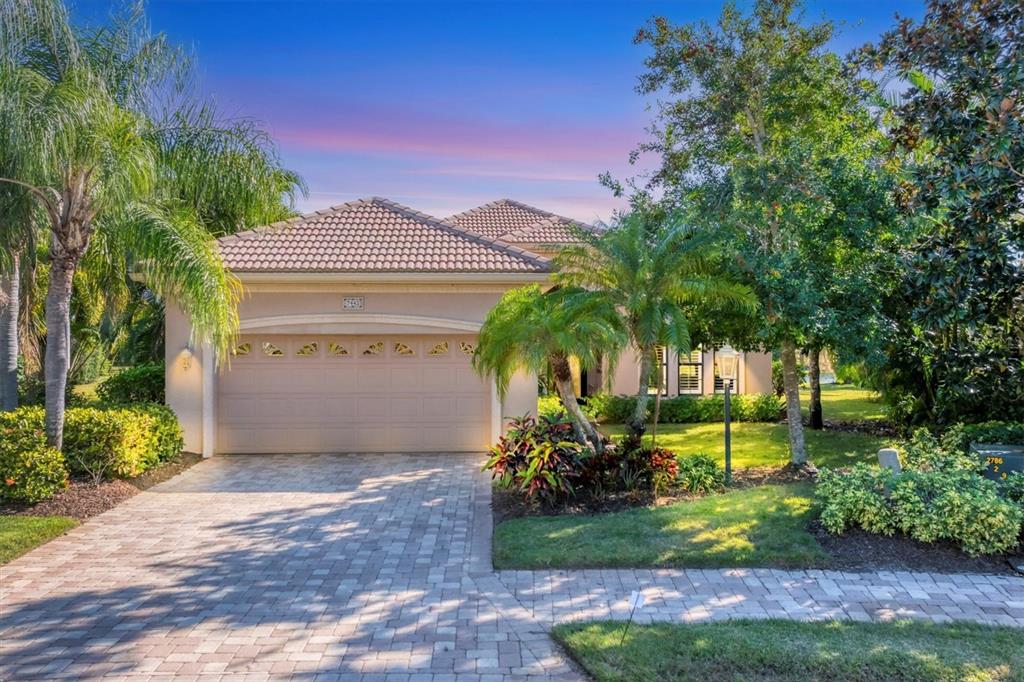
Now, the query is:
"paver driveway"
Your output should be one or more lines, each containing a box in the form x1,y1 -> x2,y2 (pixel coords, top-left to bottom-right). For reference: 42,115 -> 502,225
0,454 -> 580,681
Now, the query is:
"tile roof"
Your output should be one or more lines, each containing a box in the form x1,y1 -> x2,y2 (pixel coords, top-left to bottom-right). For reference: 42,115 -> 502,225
444,199 -> 597,245
217,197 -> 550,274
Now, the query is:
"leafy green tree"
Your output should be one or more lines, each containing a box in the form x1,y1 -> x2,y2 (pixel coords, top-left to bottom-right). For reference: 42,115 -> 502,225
857,0 -> 1024,424
473,284 -> 626,453
0,0 -> 302,447
632,0 -> 895,466
556,209 -> 754,443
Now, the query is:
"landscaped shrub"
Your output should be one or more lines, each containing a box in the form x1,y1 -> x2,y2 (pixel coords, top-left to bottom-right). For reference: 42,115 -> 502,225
0,408 -> 68,503
585,392 -> 782,424
97,363 -> 165,404
537,395 -> 564,420
133,403 -> 184,462
899,427 -> 981,473
0,404 -> 183,484
484,414 -> 590,504
619,446 -> 679,495
64,408 -> 157,481
675,453 -> 725,494
817,464 -> 1023,556
1000,472 -> 1024,505
817,465 -> 896,536
945,421 -> 1024,452
771,359 -> 784,397
585,393 -> 635,423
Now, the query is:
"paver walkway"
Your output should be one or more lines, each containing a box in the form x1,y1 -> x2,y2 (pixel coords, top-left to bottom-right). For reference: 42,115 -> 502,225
2,453 -> 1023,681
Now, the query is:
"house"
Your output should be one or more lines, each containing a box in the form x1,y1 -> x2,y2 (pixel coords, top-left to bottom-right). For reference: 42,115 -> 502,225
165,197 -> 771,456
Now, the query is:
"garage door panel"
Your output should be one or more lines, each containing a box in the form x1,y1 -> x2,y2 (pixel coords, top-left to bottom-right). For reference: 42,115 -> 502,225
421,366 -> 457,391
389,366 -> 421,390
356,367 -> 390,392
217,333 -> 491,454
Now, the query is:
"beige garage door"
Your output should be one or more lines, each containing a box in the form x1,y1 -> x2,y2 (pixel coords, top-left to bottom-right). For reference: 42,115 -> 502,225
217,334 -> 491,453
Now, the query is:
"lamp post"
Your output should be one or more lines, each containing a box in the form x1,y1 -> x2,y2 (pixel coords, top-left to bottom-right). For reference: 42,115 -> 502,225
716,345 -> 739,486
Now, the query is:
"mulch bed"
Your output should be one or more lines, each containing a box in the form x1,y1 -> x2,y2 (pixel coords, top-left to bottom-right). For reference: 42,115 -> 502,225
1,452 -> 204,522
809,519 -> 1023,576
492,465 -> 817,525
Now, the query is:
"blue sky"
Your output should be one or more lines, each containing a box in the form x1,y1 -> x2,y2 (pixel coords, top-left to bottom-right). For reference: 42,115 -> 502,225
79,0 -> 923,221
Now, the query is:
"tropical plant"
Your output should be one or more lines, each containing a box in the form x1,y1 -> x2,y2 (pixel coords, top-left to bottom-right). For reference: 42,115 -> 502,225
474,284 -> 626,452
556,209 -> 755,444
675,453 -> 725,494
482,414 -> 590,504
96,362 -> 164,404
0,0 -> 302,448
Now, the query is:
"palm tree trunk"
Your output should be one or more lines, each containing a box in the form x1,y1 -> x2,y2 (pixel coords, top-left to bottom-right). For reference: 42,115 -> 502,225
550,353 -> 603,453
651,362 -> 663,449
628,347 -> 653,442
781,339 -> 808,466
44,251 -> 76,450
808,346 -> 823,430
0,250 -> 19,411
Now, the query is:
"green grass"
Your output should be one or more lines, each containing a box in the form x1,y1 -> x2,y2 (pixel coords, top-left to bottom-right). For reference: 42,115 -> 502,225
602,422 -> 889,469
0,515 -> 78,564
493,484 -> 824,569
800,383 -> 886,422
553,619 -> 1024,682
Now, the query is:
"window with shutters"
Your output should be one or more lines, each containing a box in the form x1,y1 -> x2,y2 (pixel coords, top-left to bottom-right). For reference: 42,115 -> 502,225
677,349 -> 703,395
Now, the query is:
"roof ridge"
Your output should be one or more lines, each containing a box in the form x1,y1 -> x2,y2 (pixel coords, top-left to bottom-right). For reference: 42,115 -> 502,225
217,197 -> 377,245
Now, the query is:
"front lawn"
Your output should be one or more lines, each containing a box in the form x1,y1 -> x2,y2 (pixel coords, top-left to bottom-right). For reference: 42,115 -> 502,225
0,515 -> 78,564
554,619 -> 1024,682
800,383 -> 886,422
602,422 -> 888,469
493,484 -> 824,569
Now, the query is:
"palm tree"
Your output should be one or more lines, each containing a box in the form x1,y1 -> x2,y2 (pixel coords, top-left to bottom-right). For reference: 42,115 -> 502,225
0,0 -> 302,447
556,209 -> 756,443
473,284 -> 626,453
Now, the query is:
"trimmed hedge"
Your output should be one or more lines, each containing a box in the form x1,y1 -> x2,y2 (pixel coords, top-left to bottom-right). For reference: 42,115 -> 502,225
0,410 -> 68,503
581,392 -> 782,424
97,363 -> 165,404
0,404 -> 183,486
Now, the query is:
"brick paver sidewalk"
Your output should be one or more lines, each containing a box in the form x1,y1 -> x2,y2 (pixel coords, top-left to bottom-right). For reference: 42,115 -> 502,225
2,452 -> 1023,681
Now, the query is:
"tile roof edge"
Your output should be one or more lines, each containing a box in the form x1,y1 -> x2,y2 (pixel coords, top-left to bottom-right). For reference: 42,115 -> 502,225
368,197 -> 552,272
444,198 -> 601,241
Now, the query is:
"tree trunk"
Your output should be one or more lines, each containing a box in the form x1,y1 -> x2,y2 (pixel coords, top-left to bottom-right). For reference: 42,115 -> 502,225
780,339 -> 809,466
651,363 -> 663,449
628,346 -> 653,442
550,354 -> 603,454
44,252 -> 76,450
0,250 -> 19,411
808,347 -> 823,430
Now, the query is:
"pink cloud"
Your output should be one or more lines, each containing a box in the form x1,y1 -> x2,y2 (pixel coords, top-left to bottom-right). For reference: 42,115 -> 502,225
272,105 -> 642,166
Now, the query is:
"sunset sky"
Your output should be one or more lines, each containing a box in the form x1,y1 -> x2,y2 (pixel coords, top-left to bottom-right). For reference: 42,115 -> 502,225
80,0 -> 923,223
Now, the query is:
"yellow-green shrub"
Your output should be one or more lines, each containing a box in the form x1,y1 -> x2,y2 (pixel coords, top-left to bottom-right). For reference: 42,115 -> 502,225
0,408 -> 68,502
0,404 -> 183,485
817,464 -> 1023,556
